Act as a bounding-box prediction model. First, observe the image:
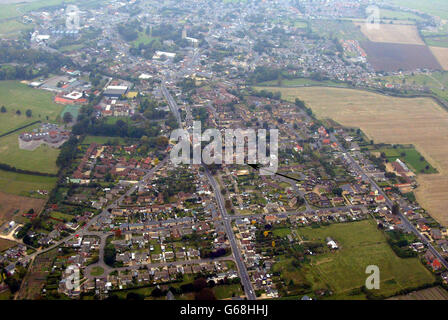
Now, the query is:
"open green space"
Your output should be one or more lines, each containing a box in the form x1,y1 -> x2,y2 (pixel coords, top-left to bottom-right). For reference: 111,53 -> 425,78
258,77 -> 349,88
0,81 -> 63,135
90,266 -> 105,277
0,125 -> 60,174
273,220 -> 436,299
379,9 -> 425,22
310,20 -> 367,41
49,211 -> 74,222
385,0 -> 448,20
82,135 -> 129,145
0,169 -> 56,196
375,146 -> 437,174
381,71 -> 448,102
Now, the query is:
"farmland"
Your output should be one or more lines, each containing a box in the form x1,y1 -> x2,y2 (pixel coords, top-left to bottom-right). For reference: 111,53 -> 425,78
0,81 -> 63,135
430,47 -> 448,70
381,71 -> 448,101
273,220 -> 436,299
384,0 -> 448,20
0,191 -> 46,225
389,286 -> 448,300
254,85 -> 448,226
0,169 -> 57,197
356,23 -> 424,45
0,238 -> 16,252
360,41 -> 442,72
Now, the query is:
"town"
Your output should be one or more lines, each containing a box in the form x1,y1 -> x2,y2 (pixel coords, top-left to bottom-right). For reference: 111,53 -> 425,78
0,0 -> 448,302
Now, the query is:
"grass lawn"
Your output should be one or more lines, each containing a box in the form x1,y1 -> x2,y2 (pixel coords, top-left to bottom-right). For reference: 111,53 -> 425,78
272,227 -> 291,238
91,266 -> 105,277
82,135 -> 128,145
273,219 -> 436,299
50,211 -> 74,222
213,283 -> 243,299
0,125 -> 60,174
0,81 -> 63,135
0,169 -> 57,197
377,146 -> 437,174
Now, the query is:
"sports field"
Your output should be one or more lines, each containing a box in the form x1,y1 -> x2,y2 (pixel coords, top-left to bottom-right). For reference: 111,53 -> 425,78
273,220 -> 436,299
0,81 -> 63,135
255,85 -> 448,226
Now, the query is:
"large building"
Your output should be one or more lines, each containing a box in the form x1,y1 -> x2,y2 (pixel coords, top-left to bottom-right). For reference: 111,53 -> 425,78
103,85 -> 128,98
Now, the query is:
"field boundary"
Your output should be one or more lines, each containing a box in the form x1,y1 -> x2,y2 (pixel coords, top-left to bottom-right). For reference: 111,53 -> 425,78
0,120 -> 41,138
254,83 -> 448,113
0,162 -> 58,178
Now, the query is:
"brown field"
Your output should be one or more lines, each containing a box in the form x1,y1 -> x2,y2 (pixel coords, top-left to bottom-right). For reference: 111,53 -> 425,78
255,86 -> 448,226
0,191 -> 46,224
0,238 -> 16,252
430,46 -> 448,70
355,23 -> 424,45
361,41 -> 442,72
389,286 -> 448,300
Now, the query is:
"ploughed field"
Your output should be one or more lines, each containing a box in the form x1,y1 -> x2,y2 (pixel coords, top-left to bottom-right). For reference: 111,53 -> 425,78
360,41 -> 442,72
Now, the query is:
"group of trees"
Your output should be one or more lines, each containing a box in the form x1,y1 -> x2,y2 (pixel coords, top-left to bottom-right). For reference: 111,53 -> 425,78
0,42 -> 73,80
72,106 -> 162,139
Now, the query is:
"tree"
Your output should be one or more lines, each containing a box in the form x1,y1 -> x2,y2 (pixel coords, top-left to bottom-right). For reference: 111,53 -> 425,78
193,278 -> 207,292
0,106 -> 6,113
195,288 -> 216,300
392,203 -> 400,215
25,109 -> 32,117
63,112 -> 73,123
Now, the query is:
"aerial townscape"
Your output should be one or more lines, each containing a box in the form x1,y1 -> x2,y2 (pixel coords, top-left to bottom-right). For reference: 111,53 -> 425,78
1,0 -> 448,304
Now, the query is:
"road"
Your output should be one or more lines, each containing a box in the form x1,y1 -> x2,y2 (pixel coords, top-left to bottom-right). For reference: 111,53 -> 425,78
204,169 -> 257,300
161,81 -> 257,300
17,157 -> 168,267
331,133 -> 448,269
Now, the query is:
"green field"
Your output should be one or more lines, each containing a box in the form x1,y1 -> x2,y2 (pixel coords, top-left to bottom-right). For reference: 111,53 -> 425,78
385,0 -> 448,20
0,81 -> 63,135
310,20 -> 367,41
376,146 -> 437,174
273,220 -> 436,299
0,0 -> 77,21
0,169 -> 56,196
258,77 -> 348,88
82,135 -> 129,145
91,266 -> 105,277
61,104 -> 81,121
0,19 -> 33,38
381,71 -> 448,102
379,9 -> 425,22
0,125 -> 60,174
